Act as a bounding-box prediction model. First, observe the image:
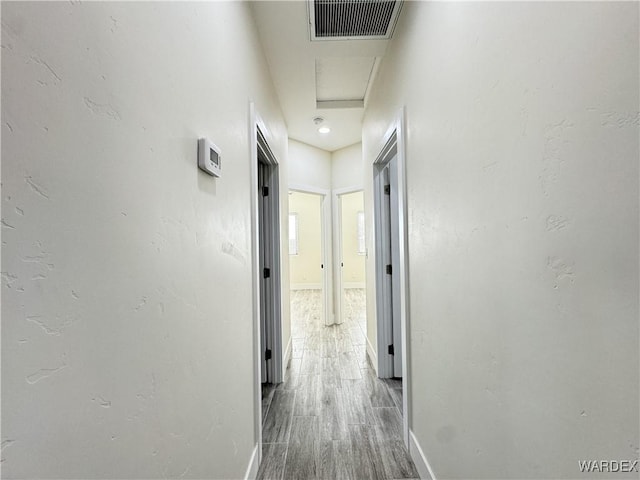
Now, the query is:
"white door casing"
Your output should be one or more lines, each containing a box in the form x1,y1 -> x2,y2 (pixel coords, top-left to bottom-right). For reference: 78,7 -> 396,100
250,103 -> 284,463
371,108 -> 410,447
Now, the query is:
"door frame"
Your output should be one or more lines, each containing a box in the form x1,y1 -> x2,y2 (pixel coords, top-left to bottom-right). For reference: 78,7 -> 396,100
332,185 -> 364,325
372,108 -> 410,447
250,103 -> 283,466
288,184 -> 333,326
258,150 -> 282,385
373,143 -> 398,378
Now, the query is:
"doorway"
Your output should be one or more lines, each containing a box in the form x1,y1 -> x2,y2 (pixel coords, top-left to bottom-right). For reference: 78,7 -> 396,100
372,117 -> 410,447
288,190 -> 326,337
257,128 -> 283,386
334,189 -> 367,330
374,155 -> 402,378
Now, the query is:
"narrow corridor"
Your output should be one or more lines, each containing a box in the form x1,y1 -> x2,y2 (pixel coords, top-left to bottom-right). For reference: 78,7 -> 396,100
258,290 -> 417,480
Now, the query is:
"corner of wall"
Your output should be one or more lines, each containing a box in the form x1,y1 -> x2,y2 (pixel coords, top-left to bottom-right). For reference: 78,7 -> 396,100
244,444 -> 260,480
409,430 -> 437,480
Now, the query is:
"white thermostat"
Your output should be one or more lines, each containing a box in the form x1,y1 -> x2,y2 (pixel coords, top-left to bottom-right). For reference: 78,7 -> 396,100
198,137 -> 222,177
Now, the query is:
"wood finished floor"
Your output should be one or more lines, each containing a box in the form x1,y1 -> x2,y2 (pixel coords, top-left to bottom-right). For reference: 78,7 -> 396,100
258,289 -> 417,480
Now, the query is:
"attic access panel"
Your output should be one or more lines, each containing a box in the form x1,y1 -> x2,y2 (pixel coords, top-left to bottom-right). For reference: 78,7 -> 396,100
309,0 -> 403,41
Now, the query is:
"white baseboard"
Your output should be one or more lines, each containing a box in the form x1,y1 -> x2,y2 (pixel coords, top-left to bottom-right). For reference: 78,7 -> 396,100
244,443 -> 260,480
283,336 -> 292,376
343,282 -> 365,289
409,430 -> 436,480
366,335 -> 378,373
290,283 -> 322,290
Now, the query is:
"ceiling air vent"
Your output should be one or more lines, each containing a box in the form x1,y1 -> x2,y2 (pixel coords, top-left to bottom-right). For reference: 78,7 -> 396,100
310,0 -> 403,41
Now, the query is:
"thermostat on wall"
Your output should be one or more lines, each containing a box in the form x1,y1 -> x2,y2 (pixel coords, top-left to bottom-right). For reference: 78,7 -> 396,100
198,137 -> 222,177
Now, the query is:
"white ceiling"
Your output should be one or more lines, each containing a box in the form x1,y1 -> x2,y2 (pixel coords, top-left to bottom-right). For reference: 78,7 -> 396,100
251,1 -> 395,152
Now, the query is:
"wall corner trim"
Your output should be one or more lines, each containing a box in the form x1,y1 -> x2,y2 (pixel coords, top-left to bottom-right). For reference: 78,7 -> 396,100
244,443 -> 260,480
409,430 -> 437,480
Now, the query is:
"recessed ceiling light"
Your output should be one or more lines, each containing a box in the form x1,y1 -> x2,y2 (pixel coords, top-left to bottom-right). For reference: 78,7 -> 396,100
318,126 -> 331,134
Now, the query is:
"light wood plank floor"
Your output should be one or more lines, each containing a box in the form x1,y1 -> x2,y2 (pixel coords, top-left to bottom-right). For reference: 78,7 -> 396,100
258,290 -> 416,480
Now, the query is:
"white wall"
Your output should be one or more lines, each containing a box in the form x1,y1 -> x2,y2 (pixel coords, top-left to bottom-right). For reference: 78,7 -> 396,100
363,2 -> 639,479
340,191 -> 365,286
288,139 -> 331,191
332,142 -> 363,190
1,2 -> 288,478
289,192 -> 323,287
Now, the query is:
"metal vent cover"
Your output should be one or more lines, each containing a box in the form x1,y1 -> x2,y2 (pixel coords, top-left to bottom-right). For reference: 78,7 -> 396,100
310,0 -> 403,41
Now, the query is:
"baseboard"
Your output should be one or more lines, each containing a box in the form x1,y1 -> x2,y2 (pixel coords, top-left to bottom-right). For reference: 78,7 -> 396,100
244,443 -> 260,480
366,335 -> 378,374
290,283 -> 322,290
409,430 -> 436,480
283,336 -> 292,377
343,282 -> 365,289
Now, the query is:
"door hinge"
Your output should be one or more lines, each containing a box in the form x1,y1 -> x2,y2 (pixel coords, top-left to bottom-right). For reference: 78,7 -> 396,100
384,184 -> 391,195
261,186 -> 269,197
263,267 -> 271,278
388,344 -> 395,355
386,264 -> 392,275
265,349 -> 272,360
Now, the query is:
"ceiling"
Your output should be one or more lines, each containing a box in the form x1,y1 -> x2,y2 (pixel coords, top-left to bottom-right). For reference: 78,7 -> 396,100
251,1 -> 401,152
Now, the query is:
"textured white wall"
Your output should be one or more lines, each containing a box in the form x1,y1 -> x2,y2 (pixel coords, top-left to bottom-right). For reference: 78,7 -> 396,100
288,139 -> 332,191
363,2 -> 639,478
332,142 -> 363,191
1,2 -> 288,478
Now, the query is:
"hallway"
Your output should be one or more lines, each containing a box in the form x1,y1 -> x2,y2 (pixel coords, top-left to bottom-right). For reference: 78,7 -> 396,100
2,2 -> 637,478
258,290 -> 415,480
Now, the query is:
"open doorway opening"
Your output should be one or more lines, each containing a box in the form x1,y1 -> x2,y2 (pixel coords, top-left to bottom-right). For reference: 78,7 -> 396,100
335,189 -> 367,332
251,117 -> 284,469
374,156 -> 402,378
257,128 -> 283,387
288,189 -> 329,339
372,115 -> 410,447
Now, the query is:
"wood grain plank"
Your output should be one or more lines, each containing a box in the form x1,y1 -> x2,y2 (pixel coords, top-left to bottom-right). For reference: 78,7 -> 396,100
335,329 -> 355,353
263,390 -> 295,443
374,426 -> 419,479
347,424 -> 387,480
262,383 -> 277,424
320,334 -> 338,358
318,383 -> 348,441
293,374 -> 319,416
339,351 -> 362,380
372,407 -> 403,439
291,338 -> 305,359
361,366 -> 395,407
300,350 -> 322,375
318,440 -> 354,480
389,387 -> 403,413
257,443 -> 287,480
283,416 -> 320,480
